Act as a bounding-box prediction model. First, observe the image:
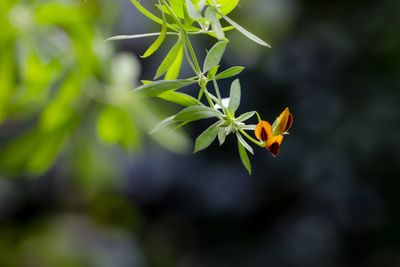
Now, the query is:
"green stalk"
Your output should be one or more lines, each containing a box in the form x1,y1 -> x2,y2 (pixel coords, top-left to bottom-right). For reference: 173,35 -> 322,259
160,0 -> 201,74
204,88 -> 215,108
239,129 -> 265,148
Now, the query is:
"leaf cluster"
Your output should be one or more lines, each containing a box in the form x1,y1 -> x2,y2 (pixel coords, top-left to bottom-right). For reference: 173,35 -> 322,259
109,0 -> 272,174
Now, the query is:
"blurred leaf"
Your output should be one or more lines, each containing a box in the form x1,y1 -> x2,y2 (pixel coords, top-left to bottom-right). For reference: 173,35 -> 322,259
26,130 -> 69,175
203,40 -> 227,72
111,53 -> 140,87
96,106 -> 139,151
215,66 -> 244,80
0,42 -> 15,123
0,126 -> 71,176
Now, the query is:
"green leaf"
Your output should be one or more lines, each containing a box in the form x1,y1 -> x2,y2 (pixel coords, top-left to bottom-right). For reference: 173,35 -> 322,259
242,125 -> 256,131
205,7 -> 224,40
97,106 -> 139,151
175,105 -> 222,122
194,121 -> 221,153
237,137 -> 252,175
165,43 -> 183,80
150,115 -> 176,134
169,0 -> 185,18
107,33 -> 173,41
218,127 -> 227,145
130,0 -> 165,26
141,16 -> 168,58
236,133 -> 254,155
215,66 -> 245,80
222,14 -> 271,48
228,79 -> 241,113
207,65 -> 220,80
155,39 -> 183,79
209,0 -> 239,16
203,40 -> 228,73
186,0 -> 203,21
158,91 -> 202,106
236,111 -> 256,122
133,79 -> 196,97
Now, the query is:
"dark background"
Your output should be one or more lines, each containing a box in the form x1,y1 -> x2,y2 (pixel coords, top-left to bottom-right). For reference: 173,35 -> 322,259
1,0 -> 399,266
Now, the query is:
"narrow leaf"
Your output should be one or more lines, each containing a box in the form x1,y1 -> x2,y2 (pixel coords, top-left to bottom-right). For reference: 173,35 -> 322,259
236,133 -> 254,155
218,127 -> 227,146
150,115 -> 176,134
107,33 -> 172,41
228,79 -> 241,112
205,7 -> 224,40
203,41 -> 228,73
242,124 -> 256,131
222,14 -> 271,48
175,105 -> 221,122
237,138 -> 252,175
165,44 -> 183,80
133,79 -> 196,97
194,121 -> 221,153
215,66 -> 244,80
207,65 -> 220,80
158,91 -> 202,107
141,17 -> 167,58
130,0 -> 165,26
236,111 -> 256,122
155,39 -> 182,79
186,0 -> 203,21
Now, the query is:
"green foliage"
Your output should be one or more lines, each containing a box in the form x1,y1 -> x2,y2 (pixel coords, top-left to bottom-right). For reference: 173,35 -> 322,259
194,121 -> 222,153
203,41 -> 228,73
0,0 -> 189,177
107,0 -> 276,174
0,0 -> 283,176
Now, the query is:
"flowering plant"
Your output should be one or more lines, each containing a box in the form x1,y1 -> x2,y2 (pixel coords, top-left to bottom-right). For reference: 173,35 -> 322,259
110,0 -> 293,174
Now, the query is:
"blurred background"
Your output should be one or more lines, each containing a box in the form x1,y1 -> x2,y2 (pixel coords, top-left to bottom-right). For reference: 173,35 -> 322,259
0,0 -> 399,266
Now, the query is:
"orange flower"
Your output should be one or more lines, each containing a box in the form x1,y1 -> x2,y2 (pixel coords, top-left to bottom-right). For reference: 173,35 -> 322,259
255,108 -> 293,156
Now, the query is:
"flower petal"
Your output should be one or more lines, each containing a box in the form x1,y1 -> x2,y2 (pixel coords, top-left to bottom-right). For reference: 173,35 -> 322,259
272,107 -> 293,135
266,135 -> 284,157
255,120 -> 272,142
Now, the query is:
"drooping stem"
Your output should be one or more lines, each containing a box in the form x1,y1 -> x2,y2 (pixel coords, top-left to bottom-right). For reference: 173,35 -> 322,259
239,129 -> 265,148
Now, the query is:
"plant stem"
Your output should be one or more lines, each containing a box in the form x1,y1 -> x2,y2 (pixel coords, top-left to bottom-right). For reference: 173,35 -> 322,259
160,0 -> 201,74
204,89 -> 215,108
182,33 -> 201,74
239,129 -> 265,148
